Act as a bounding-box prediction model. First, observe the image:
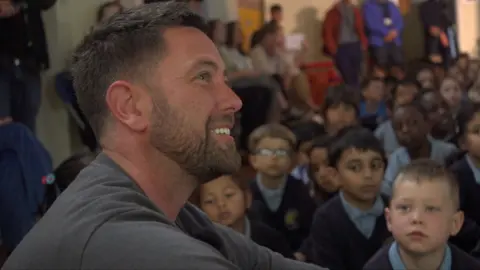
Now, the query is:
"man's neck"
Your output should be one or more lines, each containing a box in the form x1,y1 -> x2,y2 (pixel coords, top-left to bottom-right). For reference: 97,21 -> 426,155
103,145 -> 196,221
399,245 -> 446,270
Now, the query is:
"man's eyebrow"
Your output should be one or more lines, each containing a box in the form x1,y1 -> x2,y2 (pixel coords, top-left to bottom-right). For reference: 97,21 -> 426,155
188,59 -> 219,72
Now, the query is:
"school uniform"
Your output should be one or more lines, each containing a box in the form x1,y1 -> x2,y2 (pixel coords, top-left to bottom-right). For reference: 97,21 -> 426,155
449,155 -> 480,252
245,217 -> 294,258
291,165 -> 310,185
374,120 -> 400,156
364,241 -> 480,269
250,174 -> 317,251
310,192 -> 391,270
383,138 -> 457,196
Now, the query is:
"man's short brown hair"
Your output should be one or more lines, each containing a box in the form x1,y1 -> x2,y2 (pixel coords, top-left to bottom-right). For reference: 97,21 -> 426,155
247,124 -> 296,153
393,159 -> 460,209
71,2 -> 207,139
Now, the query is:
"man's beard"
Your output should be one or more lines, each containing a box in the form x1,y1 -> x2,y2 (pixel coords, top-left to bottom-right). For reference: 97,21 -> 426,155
149,96 -> 241,184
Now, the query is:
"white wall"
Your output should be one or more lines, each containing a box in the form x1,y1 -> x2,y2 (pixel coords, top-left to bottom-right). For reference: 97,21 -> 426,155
456,0 -> 480,57
39,0 -> 115,165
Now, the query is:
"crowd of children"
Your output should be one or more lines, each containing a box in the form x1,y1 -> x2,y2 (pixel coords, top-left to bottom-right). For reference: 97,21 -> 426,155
6,1 -> 480,269
187,54 -> 480,269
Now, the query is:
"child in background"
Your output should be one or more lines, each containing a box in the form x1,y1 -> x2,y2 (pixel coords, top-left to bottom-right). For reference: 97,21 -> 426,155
54,152 -> 97,192
364,159 -> 480,269
374,82 -> 417,155
417,89 -> 458,143
307,135 -> 340,204
248,124 -> 317,251
192,174 -> 294,258
383,101 -> 457,196
290,122 -> 325,185
321,84 -> 359,135
391,79 -> 418,107
359,77 -> 388,130
310,127 -> 390,270
439,77 -> 463,116
416,67 -> 435,89
448,103 -> 480,251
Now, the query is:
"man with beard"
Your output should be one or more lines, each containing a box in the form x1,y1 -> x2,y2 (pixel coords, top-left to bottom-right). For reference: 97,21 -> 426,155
3,2 -> 325,270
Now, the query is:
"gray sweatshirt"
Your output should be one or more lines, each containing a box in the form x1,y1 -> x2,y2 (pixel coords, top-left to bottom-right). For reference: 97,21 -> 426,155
4,153 -> 326,270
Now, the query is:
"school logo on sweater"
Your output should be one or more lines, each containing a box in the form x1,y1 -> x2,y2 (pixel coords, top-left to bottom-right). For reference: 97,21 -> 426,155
284,208 -> 299,230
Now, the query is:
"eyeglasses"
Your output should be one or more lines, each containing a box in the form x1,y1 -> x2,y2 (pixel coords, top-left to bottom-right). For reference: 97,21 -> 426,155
254,148 -> 291,157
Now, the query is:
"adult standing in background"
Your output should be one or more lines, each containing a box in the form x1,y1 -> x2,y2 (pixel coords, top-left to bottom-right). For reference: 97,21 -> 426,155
269,4 -> 283,26
419,0 -> 456,67
3,3 -> 325,269
0,0 -> 56,133
323,0 -> 367,87
363,0 -> 403,79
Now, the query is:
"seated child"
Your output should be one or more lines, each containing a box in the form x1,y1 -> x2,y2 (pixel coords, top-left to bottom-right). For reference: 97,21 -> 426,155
54,152 -> 97,192
192,174 -> 294,258
448,103 -> 480,251
364,159 -> 480,269
290,122 -> 326,185
321,84 -> 359,135
418,89 -> 459,144
384,101 -> 457,196
310,127 -> 390,270
307,135 -> 340,205
416,67 -> 435,89
294,135 -> 341,263
374,81 -> 418,155
248,124 -> 317,251
439,77 -> 463,117
359,77 -> 388,130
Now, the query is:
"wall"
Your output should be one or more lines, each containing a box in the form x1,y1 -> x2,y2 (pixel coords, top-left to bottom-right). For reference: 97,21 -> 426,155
39,0 -> 122,165
456,0 -> 480,57
263,0 -> 335,61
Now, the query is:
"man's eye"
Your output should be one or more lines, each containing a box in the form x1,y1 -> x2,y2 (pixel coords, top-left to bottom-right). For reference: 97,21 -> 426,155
196,72 -> 212,82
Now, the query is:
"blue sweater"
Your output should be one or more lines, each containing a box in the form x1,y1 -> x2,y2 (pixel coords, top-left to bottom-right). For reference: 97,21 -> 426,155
363,0 -> 403,47
0,123 -> 52,251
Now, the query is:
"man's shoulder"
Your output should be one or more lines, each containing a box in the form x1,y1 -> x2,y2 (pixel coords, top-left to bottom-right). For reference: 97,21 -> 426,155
81,218 -> 237,269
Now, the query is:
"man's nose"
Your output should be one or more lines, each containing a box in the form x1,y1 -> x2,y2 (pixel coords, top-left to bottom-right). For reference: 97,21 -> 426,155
217,82 -> 243,114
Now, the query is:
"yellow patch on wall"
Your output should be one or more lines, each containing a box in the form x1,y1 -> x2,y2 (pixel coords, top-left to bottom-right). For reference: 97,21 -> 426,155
238,7 -> 263,52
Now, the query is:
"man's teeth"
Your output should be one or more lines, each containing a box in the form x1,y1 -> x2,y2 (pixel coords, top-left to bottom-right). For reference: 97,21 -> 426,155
213,128 -> 231,135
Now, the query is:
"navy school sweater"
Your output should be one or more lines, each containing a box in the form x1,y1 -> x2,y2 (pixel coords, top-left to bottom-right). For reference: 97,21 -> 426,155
364,242 -> 480,269
249,219 -> 294,258
310,195 -> 391,270
0,123 -> 53,251
250,175 -> 317,251
449,156 -> 480,252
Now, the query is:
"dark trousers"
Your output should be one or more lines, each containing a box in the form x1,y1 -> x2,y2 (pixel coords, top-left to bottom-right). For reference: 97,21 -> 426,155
233,86 -> 273,150
371,43 -> 403,70
0,67 -> 41,133
334,42 -> 362,87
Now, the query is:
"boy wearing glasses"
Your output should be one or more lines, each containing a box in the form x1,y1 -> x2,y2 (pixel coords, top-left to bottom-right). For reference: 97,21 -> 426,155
248,124 -> 316,252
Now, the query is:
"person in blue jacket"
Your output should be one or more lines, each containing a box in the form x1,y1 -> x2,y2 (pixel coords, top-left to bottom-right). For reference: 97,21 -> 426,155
0,122 -> 53,257
363,0 -> 404,78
